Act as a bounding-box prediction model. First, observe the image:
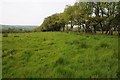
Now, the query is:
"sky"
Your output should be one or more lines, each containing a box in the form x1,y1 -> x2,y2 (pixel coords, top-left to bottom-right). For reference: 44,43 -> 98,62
0,0 -> 76,25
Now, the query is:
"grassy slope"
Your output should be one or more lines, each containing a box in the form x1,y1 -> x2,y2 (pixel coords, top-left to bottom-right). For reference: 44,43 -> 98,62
2,32 -> 118,78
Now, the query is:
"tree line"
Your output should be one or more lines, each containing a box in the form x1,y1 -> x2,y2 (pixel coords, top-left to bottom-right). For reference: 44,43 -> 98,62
2,28 -> 32,33
1,25 -> 37,33
35,2 -> 120,35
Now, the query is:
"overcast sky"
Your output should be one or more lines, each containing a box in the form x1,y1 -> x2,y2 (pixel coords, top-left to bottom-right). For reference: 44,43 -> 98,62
0,0 -> 75,25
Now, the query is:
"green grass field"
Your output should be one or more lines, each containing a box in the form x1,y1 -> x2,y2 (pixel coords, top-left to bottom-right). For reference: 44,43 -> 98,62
2,32 -> 118,78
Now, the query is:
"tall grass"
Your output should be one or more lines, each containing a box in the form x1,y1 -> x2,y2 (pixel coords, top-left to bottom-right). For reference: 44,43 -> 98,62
2,32 -> 118,78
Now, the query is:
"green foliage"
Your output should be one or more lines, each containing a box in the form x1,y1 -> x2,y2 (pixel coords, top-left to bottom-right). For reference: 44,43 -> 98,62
36,2 -> 120,35
2,32 -> 118,78
38,13 -> 65,31
64,5 -> 74,21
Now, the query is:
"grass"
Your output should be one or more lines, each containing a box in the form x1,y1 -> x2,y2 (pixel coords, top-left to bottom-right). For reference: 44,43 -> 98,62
2,32 -> 118,78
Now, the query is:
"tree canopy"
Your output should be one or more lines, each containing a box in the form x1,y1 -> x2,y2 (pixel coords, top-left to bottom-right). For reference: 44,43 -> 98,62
36,2 -> 120,35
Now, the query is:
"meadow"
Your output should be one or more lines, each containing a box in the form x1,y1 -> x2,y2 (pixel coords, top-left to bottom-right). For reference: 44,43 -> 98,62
2,32 -> 118,78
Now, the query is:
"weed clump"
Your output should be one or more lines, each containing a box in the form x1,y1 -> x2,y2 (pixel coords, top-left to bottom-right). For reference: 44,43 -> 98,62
65,40 -> 79,45
54,56 -> 69,66
3,34 -> 8,37
93,37 -> 99,40
22,50 -> 32,62
55,57 -> 64,65
9,49 -> 16,53
2,49 -> 16,57
55,67 -> 75,78
48,42 -> 54,45
43,38 -> 46,41
100,42 -> 109,48
65,40 -> 89,49
14,35 -> 19,37
73,40 -> 80,44
80,42 -> 88,48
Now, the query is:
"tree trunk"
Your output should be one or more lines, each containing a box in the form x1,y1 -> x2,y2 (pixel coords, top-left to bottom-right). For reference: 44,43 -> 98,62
105,29 -> 109,34
105,20 -> 112,35
108,28 -> 113,35
78,21 -> 81,33
66,24 -> 69,32
93,25 -> 96,33
82,24 -> 86,32
63,27 -> 64,31
99,22 -> 104,34
62,24 -> 65,32
118,25 -> 120,36
78,26 -> 80,32
70,20 -> 73,31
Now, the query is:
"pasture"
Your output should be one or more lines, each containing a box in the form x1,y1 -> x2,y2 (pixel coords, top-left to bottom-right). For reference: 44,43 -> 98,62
2,32 -> 118,78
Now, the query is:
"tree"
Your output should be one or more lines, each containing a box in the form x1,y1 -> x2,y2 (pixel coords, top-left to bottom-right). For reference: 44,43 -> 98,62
64,5 -> 75,31
38,13 -> 65,31
36,1 -> 120,35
